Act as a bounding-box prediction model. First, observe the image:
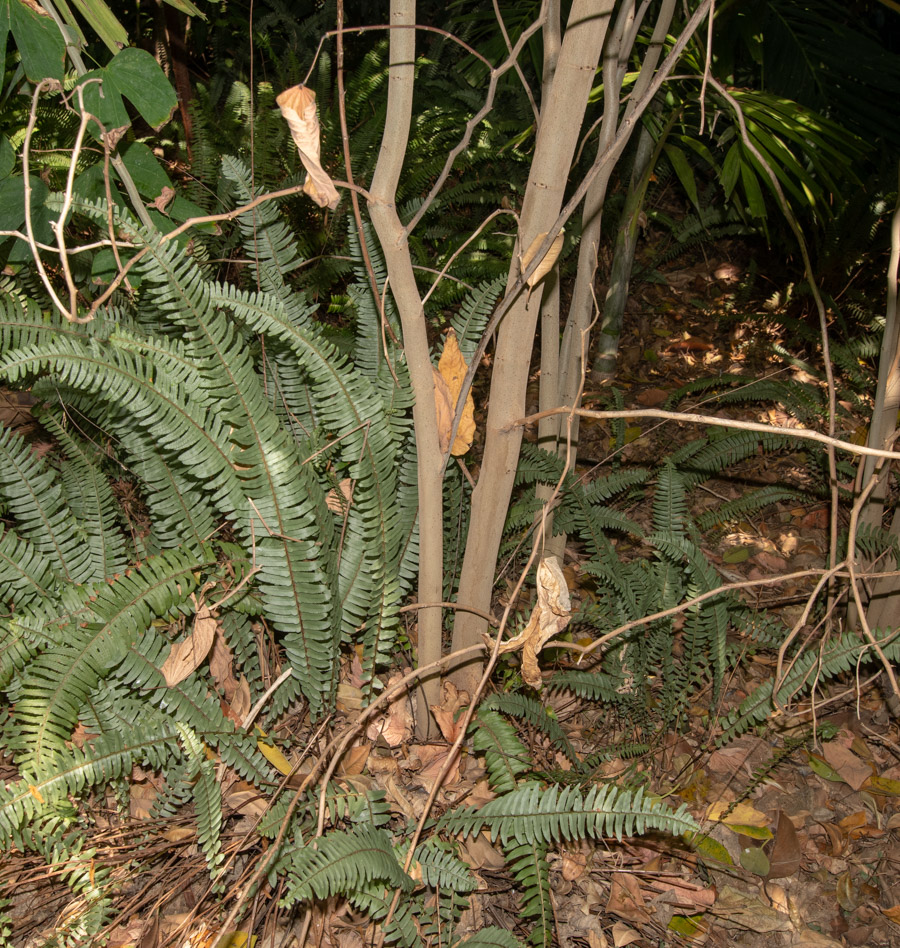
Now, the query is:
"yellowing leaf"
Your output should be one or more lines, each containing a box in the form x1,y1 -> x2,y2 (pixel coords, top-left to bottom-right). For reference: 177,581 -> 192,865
276,85 -> 340,209
521,228 -> 565,288
863,774 -> 900,797
707,801 -> 770,829
684,831 -> 734,865
434,330 -> 476,456
254,729 -> 295,776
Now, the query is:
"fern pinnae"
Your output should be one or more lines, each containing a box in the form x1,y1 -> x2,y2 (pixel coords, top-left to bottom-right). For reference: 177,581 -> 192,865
134,232 -> 340,715
505,840 -> 552,948
281,825 -> 412,903
211,281 -> 406,682
39,413 -> 128,581
0,526 -> 59,607
10,545 -> 213,767
483,693 -> 580,767
0,425 -> 93,584
440,781 -> 698,846
472,708 -> 531,795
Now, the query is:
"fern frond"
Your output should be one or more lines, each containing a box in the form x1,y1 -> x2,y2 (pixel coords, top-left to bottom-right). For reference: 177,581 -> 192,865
0,425 -> 92,583
439,782 -> 697,845
505,841 -> 551,948
10,546 -> 212,766
482,693 -> 579,766
281,825 -> 412,902
472,708 -> 531,795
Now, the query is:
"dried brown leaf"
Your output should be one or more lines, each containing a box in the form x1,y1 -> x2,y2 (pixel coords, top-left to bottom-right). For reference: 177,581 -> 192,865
276,85 -> 340,209
434,330 -> 476,456
486,557 -> 571,689
521,229 -> 565,289
160,603 -> 217,687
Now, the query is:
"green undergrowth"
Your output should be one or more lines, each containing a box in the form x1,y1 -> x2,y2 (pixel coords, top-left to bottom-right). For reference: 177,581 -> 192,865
0,155 -> 896,944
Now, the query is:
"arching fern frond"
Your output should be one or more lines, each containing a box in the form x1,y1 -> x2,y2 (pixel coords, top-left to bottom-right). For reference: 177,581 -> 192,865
440,782 -> 697,845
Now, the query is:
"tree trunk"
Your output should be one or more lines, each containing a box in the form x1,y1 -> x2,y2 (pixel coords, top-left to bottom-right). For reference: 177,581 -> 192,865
449,0 -> 615,694
368,0 -> 444,736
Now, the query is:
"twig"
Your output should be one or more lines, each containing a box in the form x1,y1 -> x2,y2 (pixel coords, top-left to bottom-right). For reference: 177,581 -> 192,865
506,406 -> 900,462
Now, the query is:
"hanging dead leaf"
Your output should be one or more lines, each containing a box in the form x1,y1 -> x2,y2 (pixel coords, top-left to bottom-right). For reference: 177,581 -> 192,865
161,601 -> 218,687
276,85 -> 340,209
433,330 -> 476,455
520,228 -> 565,289
484,556 -> 571,689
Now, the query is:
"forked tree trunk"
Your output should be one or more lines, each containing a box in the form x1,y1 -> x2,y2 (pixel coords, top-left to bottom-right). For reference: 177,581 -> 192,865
449,0 -> 616,693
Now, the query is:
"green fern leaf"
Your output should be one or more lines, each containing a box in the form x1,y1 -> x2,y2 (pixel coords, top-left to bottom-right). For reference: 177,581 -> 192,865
440,782 -> 697,845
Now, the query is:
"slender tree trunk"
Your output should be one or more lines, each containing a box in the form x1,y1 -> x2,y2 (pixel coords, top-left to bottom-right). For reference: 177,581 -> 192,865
539,0 -> 677,548
593,117 -> 655,377
857,163 -> 900,645
450,0 -> 615,693
368,0 -> 444,736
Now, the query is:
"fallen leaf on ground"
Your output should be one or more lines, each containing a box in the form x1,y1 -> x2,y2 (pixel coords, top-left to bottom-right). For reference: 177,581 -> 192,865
161,600 -> 218,687
821,738 -> 873,790
767,809 -> 802,879
366,671 -> 413,746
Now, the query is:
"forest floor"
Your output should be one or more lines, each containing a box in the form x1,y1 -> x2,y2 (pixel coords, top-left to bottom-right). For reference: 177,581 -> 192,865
4,239 -> 900,948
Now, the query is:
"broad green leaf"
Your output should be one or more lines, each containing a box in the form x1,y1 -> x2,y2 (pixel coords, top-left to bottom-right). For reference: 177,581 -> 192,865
73,163 -> 127,208
7,0 -> 65,82
740,155 -> 767,220
739,844 -> 770,876
107,47 -> 177,128
720,142 -> 741,199
121,142 -> 172,199
662,143 -> 700,212
77,69 -> 131,132
0,175 -> 49,234
807,752 -> 843,782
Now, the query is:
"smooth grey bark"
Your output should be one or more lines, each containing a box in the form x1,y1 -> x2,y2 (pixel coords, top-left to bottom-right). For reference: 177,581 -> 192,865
368,0 -> 444,736
450,0 -> 615,693
537,0 -> 675,549
857,163 -> 900,638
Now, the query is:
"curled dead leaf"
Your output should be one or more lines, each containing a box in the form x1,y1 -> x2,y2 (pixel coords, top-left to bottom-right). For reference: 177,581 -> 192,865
484,557 -> 571,689
276,85 -> 340,209
520,228 -> 565,289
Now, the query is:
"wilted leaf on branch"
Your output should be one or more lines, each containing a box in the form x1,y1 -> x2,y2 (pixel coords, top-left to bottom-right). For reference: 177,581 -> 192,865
433,330 -> 476,456
276,85 -> 340,209
484,556 -> 571,689
520,228 -> 565,289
